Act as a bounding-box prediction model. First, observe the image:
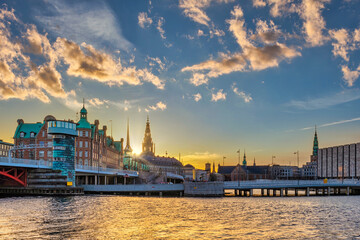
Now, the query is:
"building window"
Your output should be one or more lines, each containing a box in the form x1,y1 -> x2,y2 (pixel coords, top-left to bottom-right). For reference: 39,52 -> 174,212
79,131 -> 83,137
48,141 -> 52,147
20,132 -> 25,137
42,131 -> 45,137
85,141 -> 88,148
79,151 -> 83,157
85,131 -> 89,137
39,151 -> 44,157
79,141 -> 83,148
85,151 -> 88,157
47,151 -> 52,158
39,141 -> 44,147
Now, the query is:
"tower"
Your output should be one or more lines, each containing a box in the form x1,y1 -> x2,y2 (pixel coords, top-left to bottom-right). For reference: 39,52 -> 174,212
311,126 -> 319,162
253,157 -> 256,166
80,98 -> 87,120
242,150 -> 247,166
142,115 -> 154,156
124,118 -> 132,154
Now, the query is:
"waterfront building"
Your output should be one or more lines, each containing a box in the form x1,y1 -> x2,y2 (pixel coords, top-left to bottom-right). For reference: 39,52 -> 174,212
12,104 -> 124,170
317,142 -> 360,179
271,165 -> 299,179
0,140 -> 13,157
76,103 -> 123,168
47,119 -> 77,186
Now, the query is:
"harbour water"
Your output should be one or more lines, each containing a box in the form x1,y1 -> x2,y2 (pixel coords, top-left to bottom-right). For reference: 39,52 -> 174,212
1,195 -> 360,239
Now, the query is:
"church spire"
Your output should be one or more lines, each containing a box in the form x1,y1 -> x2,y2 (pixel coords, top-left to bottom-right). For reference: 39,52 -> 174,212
142,115 -> 154,156
242,150 -> 247,166
125,118 -> 132,153
253,157 -> 256,166
312,125 -> 318,157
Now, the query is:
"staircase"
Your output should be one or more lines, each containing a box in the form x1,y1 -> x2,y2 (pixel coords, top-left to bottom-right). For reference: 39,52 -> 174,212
27,169 -> 68,188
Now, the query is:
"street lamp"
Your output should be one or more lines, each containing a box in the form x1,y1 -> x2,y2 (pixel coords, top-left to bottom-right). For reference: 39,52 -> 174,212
294,151 -> 299,185
237,149 -> 240,186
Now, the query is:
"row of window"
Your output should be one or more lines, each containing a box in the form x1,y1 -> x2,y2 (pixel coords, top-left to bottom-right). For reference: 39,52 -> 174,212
48,121 -> 77,130
77,130 -> 89,137
76,151 -> 88,157
0,151 -> 9,156
39,151 -> 53,157
77,141 -> 89,148
0,144 -> 12,150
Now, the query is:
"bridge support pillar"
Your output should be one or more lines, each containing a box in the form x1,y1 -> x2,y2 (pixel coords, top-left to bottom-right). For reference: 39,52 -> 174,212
104,176 -> 107,185
261,189 -> 264,196
267,189 -> 270,196
322,188 -> 326,195
273,189 -> 276,197
315,188 -> 319,195
347,187 -> 350,196
328,187 -> 331,196
94,175 -> 98,185
295,189 -> 298,196
280,188 -> 283,197
306,187 -> 310,197
114,177 -> 117,185
124,177 -> 127,185
250,189 -> 253,197
285,188 -> 288,196
85,176 -> 88,185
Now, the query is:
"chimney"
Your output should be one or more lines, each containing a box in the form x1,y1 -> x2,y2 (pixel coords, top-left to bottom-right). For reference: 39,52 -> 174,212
17,119 -> 24,125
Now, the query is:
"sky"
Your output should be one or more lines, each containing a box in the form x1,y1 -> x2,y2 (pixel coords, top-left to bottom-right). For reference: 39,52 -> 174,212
0,0 -> 360,169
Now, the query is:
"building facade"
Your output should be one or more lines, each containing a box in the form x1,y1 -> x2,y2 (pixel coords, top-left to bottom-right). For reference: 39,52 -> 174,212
0,140 -> 13,157
317,142 -> 360,179
12,104 -> 124,170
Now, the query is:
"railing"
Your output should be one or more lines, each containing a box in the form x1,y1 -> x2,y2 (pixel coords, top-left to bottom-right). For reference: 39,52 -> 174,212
0,157 -> 138,176
224,179 -> 360,188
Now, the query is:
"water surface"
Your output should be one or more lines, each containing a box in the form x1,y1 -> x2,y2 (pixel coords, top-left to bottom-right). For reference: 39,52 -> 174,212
1,195 -> 360,239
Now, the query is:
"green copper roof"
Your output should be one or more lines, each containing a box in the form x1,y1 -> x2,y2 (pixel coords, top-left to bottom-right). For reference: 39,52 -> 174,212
77,118 -> 91,129
91,124 -> 95,139
98,130 -> 104,136
114,141 -> 122,152
80,107 -> 87,114
13,122 -> 43,139
106,137 -> 113,147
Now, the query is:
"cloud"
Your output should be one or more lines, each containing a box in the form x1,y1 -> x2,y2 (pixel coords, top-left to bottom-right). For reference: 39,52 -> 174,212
179,0 -> 232,39
301,117 -> 360,131
138,12 -> 153,28
211,89 -> 226,102
54,38 -> 165,89
146,56 -> 166,71
252,0 -> 296,17
89,97 -> 109,107
341,65 -> 360,87
287,89 -> 360,110
146,101 -> 167,111
193,93 -> 202,102
156,17 -> 166,39
329,29 -> 350,61
232,83 -> 253,102
298,0 -> 330,47
182,5 -> 300,83
34,0 -> 132,50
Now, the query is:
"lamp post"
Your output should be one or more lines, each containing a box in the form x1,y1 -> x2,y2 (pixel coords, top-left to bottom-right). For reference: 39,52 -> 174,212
237,149 -> 240,186
294,151 -> 299,185
272,156 -> 276,165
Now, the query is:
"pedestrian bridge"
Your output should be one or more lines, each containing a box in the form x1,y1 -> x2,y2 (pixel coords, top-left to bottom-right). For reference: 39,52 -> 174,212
0,157 -> 138,177
224,179 -> 360,197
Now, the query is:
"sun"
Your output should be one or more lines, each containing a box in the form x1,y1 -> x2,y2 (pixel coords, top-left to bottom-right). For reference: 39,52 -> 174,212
132,145 -> 142,155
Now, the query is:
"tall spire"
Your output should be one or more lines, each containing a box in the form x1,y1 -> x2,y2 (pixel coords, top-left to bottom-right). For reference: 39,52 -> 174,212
253,157 -> 256,166
142,115 -> 154,156
312,125 -> 318,157
242,149 -> 247,166
125,117 -> 132,153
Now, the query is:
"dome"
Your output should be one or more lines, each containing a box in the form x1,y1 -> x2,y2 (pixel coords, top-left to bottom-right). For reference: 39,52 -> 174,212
185,164 -> 195,169
80,107 -> 87,114
44,115 -> 56,122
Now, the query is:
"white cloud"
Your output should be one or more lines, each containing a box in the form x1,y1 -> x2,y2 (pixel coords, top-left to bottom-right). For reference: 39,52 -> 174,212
34,0 -> 132,50
89,98 -> 109,107
147,101 -> 167,111
301,117 -> 360,131
182,5 -> 300,83
156,17 -> 166,39
211,89 -> 226,102
287,89 -> 360,110
232,83 -> 253,103
193,93 -> 202,102
329,29 -> 350,61
341,65 -> 360,87
298,0 -> 330,47
138,12 -> 153,28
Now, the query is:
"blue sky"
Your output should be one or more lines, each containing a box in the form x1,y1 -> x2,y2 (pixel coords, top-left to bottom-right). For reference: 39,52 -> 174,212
0,0 -> 360,168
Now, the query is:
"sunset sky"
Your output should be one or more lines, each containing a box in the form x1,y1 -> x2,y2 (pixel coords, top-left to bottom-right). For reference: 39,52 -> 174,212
0,0 -> 359,169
